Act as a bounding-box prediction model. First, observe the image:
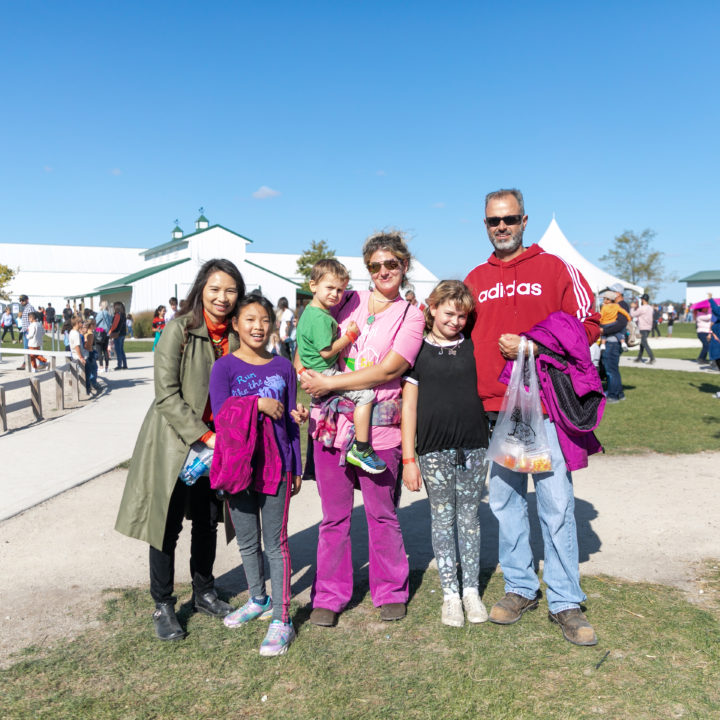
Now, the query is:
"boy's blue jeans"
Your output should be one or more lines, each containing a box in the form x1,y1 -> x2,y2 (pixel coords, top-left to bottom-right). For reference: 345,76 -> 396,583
85,350 -> 98,392
489,418 -> 586,614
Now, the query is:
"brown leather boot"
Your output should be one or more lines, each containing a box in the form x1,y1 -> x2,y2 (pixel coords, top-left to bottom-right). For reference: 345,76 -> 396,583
488,592 -> 539,625
548,608 -> 598,646
309,607 -> 338,627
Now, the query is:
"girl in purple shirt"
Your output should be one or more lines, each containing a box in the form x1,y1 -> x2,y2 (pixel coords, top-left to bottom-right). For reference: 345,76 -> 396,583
209,294 -> 304,657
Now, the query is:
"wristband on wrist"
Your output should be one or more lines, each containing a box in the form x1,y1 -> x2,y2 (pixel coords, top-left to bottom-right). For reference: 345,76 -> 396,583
298,366 -> 307,376
345,329 -> 358,344
402,457 -> 416,465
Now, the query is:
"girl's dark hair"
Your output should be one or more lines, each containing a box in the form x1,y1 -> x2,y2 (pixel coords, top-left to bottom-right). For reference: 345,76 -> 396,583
234,293 -> 276,330
113,301 -> 126,315
153,305 -> 165,318
176,258 -> 245,330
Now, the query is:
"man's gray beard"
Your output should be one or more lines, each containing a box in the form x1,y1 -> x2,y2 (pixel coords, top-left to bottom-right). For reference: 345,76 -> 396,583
489,227 -> 524,254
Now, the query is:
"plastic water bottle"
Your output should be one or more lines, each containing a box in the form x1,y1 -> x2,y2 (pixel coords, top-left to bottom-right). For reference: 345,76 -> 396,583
180,443 -> 213,486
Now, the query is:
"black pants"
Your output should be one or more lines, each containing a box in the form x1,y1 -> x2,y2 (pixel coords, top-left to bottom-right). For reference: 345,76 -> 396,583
149,476 -> 222,605
96,333 -> 110,369
1,326 -> 14,341
636,330 -> 655,362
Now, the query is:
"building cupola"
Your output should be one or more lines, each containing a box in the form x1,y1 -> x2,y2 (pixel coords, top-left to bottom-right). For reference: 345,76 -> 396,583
195,207 -> 209,231
172,219 -> 183,240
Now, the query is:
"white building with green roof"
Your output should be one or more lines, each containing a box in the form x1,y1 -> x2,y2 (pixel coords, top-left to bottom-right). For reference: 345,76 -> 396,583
2,212 -> 439,314
679,270 -> 720,305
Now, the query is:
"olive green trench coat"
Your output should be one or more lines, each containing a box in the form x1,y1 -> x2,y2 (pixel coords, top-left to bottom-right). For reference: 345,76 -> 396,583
115,314 -> 239,551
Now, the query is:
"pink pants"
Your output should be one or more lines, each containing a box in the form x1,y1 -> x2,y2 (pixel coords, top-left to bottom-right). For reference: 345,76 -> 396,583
311,442 -> 408,612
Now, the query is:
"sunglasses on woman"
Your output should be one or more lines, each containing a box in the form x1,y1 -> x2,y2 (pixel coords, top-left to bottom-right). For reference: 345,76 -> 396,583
366,259 -> 401,274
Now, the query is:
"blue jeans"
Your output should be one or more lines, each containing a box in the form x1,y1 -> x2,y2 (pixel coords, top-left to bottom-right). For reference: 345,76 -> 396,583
489,419 -> 586,613
113,337 -> 127,368
697,332 -> 709,361
85,350 -> 98,392
602,341 -> 623,400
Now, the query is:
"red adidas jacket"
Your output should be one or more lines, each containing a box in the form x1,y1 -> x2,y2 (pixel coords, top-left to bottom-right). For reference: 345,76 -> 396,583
464,244 -> 601,412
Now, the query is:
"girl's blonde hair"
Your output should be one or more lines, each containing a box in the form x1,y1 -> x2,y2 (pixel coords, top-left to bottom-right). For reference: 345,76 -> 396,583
423,280 -> 475,332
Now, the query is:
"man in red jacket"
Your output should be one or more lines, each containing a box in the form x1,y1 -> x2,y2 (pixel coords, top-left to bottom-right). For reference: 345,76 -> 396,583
464,188 -> 601,646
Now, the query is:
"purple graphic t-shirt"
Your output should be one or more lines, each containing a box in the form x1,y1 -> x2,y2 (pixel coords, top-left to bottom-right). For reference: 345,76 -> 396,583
209,354 -> 302,476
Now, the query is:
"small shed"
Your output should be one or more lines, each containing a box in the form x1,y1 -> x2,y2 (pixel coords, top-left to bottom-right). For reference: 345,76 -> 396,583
679,270 -> 720,306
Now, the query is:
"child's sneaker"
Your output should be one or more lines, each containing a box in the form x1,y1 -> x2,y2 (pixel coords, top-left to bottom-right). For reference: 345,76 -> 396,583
223,596 -> 273,628
463,592 -> 489,623
346,443 -> 387,474
441,595 -> 464,627
259,620 -> 296,656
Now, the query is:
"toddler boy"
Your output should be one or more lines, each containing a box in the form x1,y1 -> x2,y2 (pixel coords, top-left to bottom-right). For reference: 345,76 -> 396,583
297,258 -> 386,474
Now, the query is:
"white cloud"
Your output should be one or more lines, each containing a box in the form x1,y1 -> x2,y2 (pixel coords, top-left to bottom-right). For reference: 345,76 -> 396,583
43,165 -> 53,173
111,168 -> 122,176
376,170 -> 386,176
252,185 -> 281,199
431,202 -> 446,209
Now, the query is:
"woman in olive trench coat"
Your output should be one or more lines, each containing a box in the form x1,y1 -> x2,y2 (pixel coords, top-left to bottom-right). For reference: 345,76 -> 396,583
115,258 -> 244,640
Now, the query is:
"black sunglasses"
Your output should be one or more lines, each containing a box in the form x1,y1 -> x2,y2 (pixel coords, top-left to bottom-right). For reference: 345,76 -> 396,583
366,259 -> 401,273
486,215 -> 524,227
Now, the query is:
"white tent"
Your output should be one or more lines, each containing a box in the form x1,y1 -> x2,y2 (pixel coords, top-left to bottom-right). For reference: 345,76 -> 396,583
538,218 -> 643,296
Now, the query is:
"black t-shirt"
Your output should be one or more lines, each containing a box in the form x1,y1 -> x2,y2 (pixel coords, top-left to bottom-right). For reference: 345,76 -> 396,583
45,306 -> 56,323
406,336 -> 489,456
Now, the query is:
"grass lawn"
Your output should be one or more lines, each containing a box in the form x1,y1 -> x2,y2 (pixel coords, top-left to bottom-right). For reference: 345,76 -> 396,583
2,567 -> 719,719
625,347 -> 702,361
658,322 -> 698,339
597,366 -> 720,454
1,337 -> 154,353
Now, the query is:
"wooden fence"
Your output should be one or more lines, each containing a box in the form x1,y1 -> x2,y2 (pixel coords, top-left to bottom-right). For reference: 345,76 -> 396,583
0,349 -> 86,431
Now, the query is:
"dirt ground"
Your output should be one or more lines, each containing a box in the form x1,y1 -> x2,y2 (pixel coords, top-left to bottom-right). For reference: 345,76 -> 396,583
0,451 -> 718,667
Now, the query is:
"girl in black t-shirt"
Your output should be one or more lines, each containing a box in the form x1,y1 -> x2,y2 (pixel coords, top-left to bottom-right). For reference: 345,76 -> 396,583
401,280 -> 490,628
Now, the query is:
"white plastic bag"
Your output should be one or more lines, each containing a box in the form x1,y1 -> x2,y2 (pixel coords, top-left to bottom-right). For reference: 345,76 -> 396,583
487,337 -> 553,473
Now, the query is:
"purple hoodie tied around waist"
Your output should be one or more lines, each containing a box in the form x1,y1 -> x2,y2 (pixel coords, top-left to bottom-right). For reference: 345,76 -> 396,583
498,311 -> 605,471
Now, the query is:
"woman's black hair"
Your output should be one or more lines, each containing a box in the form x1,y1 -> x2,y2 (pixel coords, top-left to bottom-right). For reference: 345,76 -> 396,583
153,305 -> 165,318
175,258 -> 245,330
113,301 -> 126,315
234,293 -> 276,329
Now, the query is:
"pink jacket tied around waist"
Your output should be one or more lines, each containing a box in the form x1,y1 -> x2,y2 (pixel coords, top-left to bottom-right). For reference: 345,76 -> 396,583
210,395 -> 283,495
499,311 -> 605,471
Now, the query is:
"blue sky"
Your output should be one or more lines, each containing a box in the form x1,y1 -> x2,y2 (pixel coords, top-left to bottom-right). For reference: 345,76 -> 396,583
3,1 -> 719,300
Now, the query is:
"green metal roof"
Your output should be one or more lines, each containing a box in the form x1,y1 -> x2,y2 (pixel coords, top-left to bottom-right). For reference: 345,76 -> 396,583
197,214 -> 209,223
95,258 -> 190,292
141,224 -> 254,257
172,225 -> 183,234
679,270 -> 720,283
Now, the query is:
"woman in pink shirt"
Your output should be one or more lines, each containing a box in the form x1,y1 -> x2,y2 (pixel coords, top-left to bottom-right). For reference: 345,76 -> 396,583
300,231 -> 425,625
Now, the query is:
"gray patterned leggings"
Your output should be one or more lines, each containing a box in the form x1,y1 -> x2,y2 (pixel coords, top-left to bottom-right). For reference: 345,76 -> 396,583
418,448 -> 488,595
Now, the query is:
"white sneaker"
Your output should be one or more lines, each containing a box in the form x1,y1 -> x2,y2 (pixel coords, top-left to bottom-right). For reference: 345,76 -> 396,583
463,593 -> 489,623
441,595 -> 464,627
